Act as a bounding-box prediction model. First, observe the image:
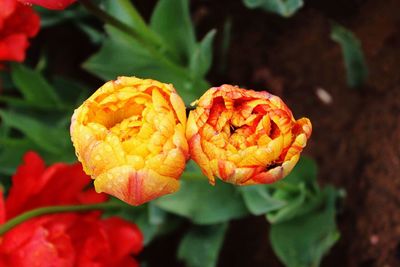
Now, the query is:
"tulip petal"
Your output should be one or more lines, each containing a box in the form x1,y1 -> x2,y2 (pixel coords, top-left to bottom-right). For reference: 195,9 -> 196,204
94,166 -> 179,206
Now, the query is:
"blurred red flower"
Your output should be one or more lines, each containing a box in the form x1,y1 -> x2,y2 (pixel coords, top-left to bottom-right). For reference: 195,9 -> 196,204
0,0 -> 40,63
19,0 -> 76,10
5,151 -> 106,219
0,152 -> 143,267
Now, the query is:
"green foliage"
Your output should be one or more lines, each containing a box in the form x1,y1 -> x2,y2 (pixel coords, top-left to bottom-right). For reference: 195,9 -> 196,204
155,179 -> 248,225
243,0 -> 304,17
0,111 -> 70,155
153,157 -> 341,267
270,187 -> 340,267
0,138 -> 41,176
84,0 -> 215,104
265,157 -> 322,223
178,223 -> 228,267
331,23 -> 368,88
0,64 -> 88,180
240,185 -> 286,215
258,158 -> 342,267
155,161 -> 247,224
150,0 -> 197,64
11,64 -> 61,108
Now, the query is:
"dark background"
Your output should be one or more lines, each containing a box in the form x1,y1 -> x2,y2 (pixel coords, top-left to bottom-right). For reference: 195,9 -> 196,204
31,0 -> 400,266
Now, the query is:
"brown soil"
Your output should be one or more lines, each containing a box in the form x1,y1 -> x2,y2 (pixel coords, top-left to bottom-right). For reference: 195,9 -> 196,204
32,0 -> 400,266
193,0 -> 400,266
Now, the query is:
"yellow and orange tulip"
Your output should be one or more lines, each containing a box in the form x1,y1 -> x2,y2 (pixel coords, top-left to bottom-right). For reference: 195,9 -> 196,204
186,84 -> 312,186
70,77 -> 189,205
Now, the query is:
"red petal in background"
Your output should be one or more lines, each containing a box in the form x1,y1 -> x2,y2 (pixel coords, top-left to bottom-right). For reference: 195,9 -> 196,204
0,215 -> 76,267
5,151 -> 106,219
102,217 -> 144,256
19,0 -> 76,10
0,34 -> 28,62
0,0 -> 16,22
0,2 -> 39,62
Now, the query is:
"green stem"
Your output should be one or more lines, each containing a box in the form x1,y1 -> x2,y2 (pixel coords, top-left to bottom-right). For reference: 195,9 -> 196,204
0,201 -> 123,236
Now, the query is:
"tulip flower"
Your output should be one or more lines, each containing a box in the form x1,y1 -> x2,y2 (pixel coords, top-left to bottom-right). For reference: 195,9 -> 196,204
70,77 -> 189,206
187,84 -> 312,185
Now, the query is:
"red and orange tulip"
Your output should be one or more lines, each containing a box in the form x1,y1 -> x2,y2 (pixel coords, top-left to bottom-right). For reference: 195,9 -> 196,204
186,84 -> 312,186
70,77 -> 189,206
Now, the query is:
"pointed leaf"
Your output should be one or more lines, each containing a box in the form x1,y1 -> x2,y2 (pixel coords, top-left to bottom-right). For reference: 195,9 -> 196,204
11,64 -> 61,108
150,0 -> 196,63
104,0 -> 161,46
331,23 -> 368,88
190,29 -> 216,78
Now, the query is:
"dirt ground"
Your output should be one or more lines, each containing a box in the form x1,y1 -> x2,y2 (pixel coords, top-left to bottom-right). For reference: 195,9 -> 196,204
33,0 -> 400,266
197,0 -> 400,266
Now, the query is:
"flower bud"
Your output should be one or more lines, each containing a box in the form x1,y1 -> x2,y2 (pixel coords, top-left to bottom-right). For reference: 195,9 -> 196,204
187,85 -> 312,185
71,77 -> 189,205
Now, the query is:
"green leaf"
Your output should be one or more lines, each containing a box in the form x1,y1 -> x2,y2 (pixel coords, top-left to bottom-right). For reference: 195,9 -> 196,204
266,183 -> 307,223
155,179 -> 248,224
178,223 -> 228,267
264,157 -> 322,223
11,64 -> 61,108
51,76 -> 89,107
243,0 -> 304,17
284,156 -> 319,192
331,23 -> 368,88
0,137 -> 38,175
0,110 -> 70,155
0,96 -> 52,109
150,0 -> 197,64
148,202 -> 167,225
270,187 -> 340,267
189,30 -> 217,78
240,185 -> 286,215
83,26 -> 200,104
0,72 -> 13,90
103,0 -> 161,46
0,135 -> 75,176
